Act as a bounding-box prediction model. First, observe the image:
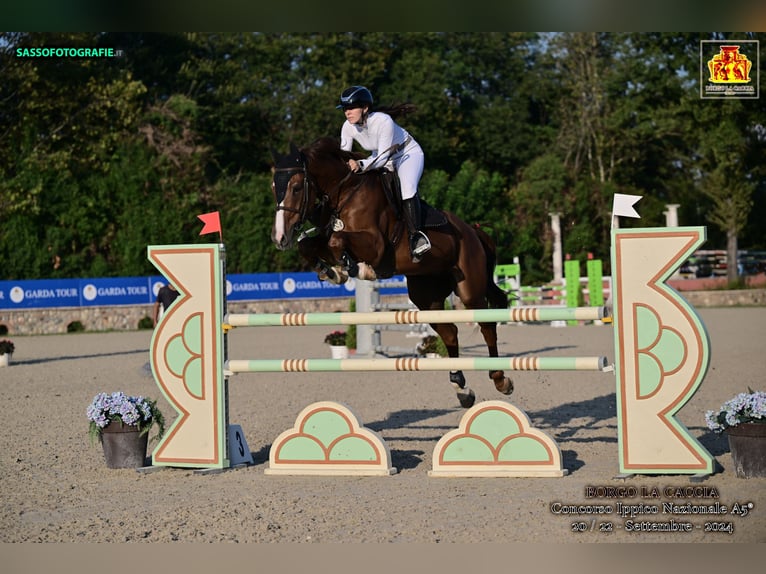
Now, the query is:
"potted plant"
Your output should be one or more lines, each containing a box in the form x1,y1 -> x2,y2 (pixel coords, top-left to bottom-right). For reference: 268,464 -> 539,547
417,335 -> 448,358
324,330 -> 349,359
346,299 -> 357,351
0,339 -> 14,367
86,391 -> 166,469
705,388 -> 766,478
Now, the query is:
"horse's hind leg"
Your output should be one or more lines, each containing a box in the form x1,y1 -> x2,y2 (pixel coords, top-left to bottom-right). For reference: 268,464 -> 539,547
478,321 -> 513,396
448,368 -> 475,409
451,231 -> 513,397
408,275 -> 475,408
454,283 -> 513,396
482,280 -> 514,394
427,321 -> 475,409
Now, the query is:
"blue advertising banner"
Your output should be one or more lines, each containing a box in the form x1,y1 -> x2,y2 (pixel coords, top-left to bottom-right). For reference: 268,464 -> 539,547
0,278 -> 81,309
226,273 -> 283,301
0,272 -> 407,310
373,276 -> 408,295
278,272 -> 357,299
79,277 -> 153,307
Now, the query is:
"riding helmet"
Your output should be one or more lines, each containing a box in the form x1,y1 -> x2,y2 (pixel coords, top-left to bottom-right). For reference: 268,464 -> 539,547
337,86 -> 373,109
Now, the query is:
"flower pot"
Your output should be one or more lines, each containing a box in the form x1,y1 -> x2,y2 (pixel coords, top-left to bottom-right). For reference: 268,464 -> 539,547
725,422 -> 766,478
0,353 -> 10,367
100,421 -> 149,469
329,345 -> 349,359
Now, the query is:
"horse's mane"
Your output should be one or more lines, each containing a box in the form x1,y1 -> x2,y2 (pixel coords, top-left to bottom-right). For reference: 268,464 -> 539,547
304,137 -> 363,163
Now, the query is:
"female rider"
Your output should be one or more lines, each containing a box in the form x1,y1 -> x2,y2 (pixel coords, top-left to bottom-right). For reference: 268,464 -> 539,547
337,85 -> 431,262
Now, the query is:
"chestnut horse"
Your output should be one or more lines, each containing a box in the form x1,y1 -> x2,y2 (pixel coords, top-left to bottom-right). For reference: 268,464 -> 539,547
270,137 -> 511,408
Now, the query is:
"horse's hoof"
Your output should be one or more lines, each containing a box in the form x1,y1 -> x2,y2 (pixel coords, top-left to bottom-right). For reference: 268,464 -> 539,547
356,262 -> 377,281
325,268 -> 338,282
457,388 -> 475,409
323,266 -> 348,285
494,376 -> 514,395
335,267 -> 349,284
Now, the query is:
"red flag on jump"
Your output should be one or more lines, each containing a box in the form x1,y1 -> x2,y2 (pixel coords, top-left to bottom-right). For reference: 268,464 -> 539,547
197,211 -> 221,236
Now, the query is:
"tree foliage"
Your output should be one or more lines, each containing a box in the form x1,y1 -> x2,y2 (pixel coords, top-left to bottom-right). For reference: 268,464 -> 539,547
1,32 -> 764,283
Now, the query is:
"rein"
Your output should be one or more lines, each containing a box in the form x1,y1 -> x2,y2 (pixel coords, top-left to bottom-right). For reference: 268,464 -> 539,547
329,170 -> 361,216
273,148 -> 374,237
273,165 -> 311,223
325,139 -> 409,228
274,161 -> 357,233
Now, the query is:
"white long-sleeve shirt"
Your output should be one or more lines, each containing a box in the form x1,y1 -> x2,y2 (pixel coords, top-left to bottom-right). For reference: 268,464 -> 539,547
340,112 -> 416,172
340,111 -> 424,200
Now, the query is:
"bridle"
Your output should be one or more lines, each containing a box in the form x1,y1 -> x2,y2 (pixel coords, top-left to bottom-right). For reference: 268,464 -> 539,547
273,156 -> 357,232
273,164 -> 312,225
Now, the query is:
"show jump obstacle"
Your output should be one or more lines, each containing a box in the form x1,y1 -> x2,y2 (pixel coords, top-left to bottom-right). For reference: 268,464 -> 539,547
147,226 -> 715,477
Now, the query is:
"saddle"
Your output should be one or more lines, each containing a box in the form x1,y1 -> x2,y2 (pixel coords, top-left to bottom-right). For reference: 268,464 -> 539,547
378,169 -> 448,229
334,169 -> 451,280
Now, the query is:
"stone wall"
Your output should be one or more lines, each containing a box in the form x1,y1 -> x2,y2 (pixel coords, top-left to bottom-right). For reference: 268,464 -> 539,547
0,297 -> 358,336
1,290 -> 763,336
0,305 -> 155,336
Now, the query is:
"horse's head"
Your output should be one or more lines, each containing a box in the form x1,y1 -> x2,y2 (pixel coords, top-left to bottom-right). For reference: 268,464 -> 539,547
270,138 -> 355,251
270,142 -> 314,251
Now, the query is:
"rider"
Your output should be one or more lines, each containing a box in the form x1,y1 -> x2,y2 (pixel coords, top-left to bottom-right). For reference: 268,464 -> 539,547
337,85 -> 431,262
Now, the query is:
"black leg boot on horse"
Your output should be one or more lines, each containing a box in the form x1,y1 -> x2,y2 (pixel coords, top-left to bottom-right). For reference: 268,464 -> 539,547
402,197 -> 431,263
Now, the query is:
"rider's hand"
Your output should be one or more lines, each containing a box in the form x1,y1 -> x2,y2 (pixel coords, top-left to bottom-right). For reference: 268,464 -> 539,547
347,160 -> 360,172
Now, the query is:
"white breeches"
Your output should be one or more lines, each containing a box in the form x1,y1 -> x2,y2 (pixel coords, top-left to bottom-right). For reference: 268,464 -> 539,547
393,143 -> 424,200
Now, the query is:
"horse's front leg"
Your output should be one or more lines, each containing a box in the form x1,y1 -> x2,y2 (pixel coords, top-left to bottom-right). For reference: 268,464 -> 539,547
296,232 -> 322,268
298,234 -> 348,285
328,231 -> 382,281
314,233 -> 354,283
478,321 -> 513,395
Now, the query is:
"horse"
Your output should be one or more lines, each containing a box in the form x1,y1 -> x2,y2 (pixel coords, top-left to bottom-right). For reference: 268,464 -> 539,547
270,137 -> 512,408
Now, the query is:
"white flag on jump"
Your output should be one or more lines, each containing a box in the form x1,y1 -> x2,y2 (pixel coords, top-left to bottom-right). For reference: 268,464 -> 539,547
612,194 -> 642,219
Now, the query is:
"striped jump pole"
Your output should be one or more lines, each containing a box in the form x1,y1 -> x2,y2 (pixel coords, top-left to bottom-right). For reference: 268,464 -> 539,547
226,355 -> 609,374
148,222 -> 717,476
225,305 -> 607,328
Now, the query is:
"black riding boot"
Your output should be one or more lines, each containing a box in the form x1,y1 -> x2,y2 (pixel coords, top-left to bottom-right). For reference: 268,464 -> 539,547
402,197 -> 431,263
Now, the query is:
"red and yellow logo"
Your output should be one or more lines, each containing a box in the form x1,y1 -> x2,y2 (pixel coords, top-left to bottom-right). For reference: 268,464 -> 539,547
707,45 -> 752,83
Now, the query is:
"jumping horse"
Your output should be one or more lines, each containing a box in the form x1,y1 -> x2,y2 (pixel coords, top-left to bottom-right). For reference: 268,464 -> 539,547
270,137 -> 511,408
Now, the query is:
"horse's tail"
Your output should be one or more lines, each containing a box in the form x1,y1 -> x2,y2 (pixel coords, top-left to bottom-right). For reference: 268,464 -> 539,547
472,224 -> 509,310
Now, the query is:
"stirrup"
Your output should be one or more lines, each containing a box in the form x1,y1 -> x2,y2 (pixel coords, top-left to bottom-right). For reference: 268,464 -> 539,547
410,232 -> 431,262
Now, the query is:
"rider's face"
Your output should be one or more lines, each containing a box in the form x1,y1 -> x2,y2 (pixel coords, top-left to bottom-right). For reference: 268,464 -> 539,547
344,106 -> 366,125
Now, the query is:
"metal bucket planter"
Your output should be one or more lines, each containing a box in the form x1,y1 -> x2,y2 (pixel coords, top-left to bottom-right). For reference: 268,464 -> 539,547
726,423 -> 766,478
101,421 -> 149,469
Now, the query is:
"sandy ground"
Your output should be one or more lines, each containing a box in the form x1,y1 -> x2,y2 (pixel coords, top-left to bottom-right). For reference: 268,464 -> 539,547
1,307 -> 764,544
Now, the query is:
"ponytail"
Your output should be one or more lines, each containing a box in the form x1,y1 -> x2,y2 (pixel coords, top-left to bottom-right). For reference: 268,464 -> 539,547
374,102 -> 417,121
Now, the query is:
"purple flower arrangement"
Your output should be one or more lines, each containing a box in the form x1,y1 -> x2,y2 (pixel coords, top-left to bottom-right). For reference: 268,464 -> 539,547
87,391 -> 166,444
705,389 -> 766,433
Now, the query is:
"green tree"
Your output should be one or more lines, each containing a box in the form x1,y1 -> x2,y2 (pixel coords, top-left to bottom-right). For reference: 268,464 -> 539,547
692,104 -> 758,282
507,153 -> 571,283
1,32 -> 149,277
1,32 -> 763,282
